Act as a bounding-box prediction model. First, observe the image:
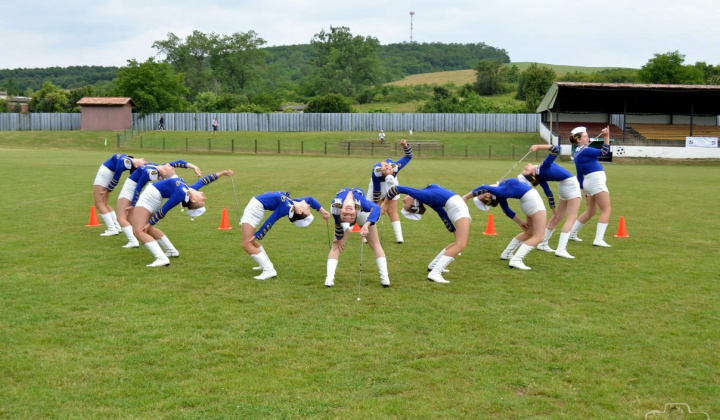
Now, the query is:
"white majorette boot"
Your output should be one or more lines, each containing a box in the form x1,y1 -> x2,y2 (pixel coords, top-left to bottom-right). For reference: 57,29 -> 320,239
537,229 -> 555,252
427,248 -> 450,273
251,252 -> 277,280
500,238 -> 522,260
377,257 -> 390,287
554,232 -> 575,259
509,244 -> 534,270
110,211 -> 122,232
428,255 -> 453,283
325,259 -> 338,287
568,221 -> 584,242
145,241 -> 170,267
158,235 -> 180,257
392,221 -> 404,244
99,213 -> 119,236
121,226 -> 139,248
593,222 -> 612,247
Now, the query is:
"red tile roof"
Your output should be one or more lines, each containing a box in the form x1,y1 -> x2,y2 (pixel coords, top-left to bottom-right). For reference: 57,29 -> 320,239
76,97 -> 135,106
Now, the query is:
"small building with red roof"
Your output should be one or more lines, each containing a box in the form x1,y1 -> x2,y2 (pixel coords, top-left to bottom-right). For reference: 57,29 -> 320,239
76,97 -> 135,130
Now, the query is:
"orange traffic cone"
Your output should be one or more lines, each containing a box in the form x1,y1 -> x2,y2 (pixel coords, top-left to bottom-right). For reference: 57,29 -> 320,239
86,205 -> 101,227
614,216 -> 629,238
217,208 -> 232,230
482,214 -> 498,236
351,223 -> 362,232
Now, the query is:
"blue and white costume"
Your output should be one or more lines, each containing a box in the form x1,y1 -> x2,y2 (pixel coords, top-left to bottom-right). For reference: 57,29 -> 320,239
242,192 -> 323,240
330,188 -> 381,241
532,145 -> 581,208
385,184 -> 471,232
369,143 -> 413,202
325,187 -> 389,288
574,142 -> 610,196
471,178 -> 545,220
93,154 -> 136,192
136,174 -> 222,225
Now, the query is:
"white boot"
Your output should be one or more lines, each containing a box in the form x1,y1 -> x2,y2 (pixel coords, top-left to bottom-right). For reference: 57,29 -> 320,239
392,221 -> 404,244
593,222 -> 612,247
251,252 -> 277,280
145,241 -> 170,267
537,229 -> 555,252
509,244 -> 534,270
428,255 -> 453,283
158,235 -> 180,257
427,248 -> 449,273
555,232 -> 575,259
569,221 -> 584,242
121,226 -> 139,248
325,259 -> 338,287
99,213 -> 119,236
500,238 -> 521,260
110,211 -> 122,232
377,257 -> 390,287
252,246 -> 267,270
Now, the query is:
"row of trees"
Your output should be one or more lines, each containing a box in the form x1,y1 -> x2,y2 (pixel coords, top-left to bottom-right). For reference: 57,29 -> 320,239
2,23 -> 718,115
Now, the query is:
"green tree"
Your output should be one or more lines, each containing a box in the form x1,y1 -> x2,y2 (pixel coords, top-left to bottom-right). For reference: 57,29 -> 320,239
693,61 -> 720,85
28,81 -> 70,112
305,93 -> 355,113
517,63 -> 556,111
113,58 -> 189,114
473,59 -> 512,95
153,31 -> 213,97
208,31 -> 267,93
193,91 -> 219,112
637,51 -> 704,84
309,26 -> 381,97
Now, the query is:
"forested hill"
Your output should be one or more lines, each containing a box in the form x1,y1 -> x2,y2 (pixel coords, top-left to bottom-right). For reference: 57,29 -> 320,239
1,42 -> 508,93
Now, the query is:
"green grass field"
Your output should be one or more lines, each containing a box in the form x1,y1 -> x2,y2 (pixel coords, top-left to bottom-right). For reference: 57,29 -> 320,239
1,132 -> 718,419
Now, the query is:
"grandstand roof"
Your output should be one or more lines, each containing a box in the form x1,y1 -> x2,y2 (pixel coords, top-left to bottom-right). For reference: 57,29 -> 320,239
537,82 -> 720,116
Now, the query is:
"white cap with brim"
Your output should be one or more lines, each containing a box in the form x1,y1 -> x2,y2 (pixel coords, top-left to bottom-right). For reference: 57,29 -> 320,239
473,197 -> 491,211
293,213 -> 314,228
340,222 -> 351,232
187,207 -> 206,217
571,126 -> 587,136
401,208 -> 422,221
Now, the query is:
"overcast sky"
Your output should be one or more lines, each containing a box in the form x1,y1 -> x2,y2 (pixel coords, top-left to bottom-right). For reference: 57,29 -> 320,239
3,0 -> 719,70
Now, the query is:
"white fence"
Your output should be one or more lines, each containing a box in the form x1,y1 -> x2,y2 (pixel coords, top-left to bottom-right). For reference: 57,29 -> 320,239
0,112 -> 540,133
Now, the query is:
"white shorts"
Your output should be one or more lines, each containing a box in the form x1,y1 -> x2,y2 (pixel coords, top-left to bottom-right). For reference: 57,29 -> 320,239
445,195 -> 471,223
368,180 -> 399,201
240,197 -> 265,227
519,189 -> 545,217
135,185 -> 163,213
93,165 -> 113,187
583,171 -> 609,196
557,177 -> 581,201
118,179 -> 138,201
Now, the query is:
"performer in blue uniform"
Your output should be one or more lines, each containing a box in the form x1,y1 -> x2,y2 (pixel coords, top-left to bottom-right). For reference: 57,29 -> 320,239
116,160 -> 202,248
464,178 -> 546,270
93,154 -> 146,237
385,183 -> 471,284
568,126 -> 613,247
325,187 -> 389,288
130,169 -> 234,267
518,144 -> 581,259
240,191 -> 330,280
368,139 -> 413,244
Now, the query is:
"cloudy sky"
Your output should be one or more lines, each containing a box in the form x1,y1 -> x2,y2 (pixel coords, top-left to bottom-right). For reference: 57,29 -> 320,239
3,0 -> 719,70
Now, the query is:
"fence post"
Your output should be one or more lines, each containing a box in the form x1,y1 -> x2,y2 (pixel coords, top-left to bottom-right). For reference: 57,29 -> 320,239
117,133 -> 120,147
163,137 -> 165,151
371,142 -> 374,156
347,143 -> 350,156
140,136 -> 143,149
489,145 -> 492,158
512,145 -> 515,160
442,143 -> 445,158
465,144 -> 468,158
255,139 -> 257,154
301,140 -> 304,155
186,138 -> 188,152
232,139 -> 234,153
324,141 -> 327,155
277,140 -> 280,154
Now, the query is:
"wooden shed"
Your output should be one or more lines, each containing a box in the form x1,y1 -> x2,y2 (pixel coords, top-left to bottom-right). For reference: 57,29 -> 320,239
77,97 -> 135,130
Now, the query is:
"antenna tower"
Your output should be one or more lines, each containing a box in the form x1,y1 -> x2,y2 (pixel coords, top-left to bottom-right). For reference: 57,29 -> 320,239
409,11 -> 415,43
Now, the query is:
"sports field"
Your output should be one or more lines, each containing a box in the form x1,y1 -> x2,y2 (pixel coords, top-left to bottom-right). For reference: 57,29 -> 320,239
1,132 -> 718,418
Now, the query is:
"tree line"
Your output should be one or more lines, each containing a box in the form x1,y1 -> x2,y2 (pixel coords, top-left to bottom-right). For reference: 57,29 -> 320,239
1,25 -> 718,115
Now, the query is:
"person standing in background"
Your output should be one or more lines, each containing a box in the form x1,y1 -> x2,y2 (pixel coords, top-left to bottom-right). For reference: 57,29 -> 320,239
212,117 -> 218,134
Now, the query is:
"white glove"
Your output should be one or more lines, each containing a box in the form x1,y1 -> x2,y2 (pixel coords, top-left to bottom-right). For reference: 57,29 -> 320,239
384,175 -> 398,187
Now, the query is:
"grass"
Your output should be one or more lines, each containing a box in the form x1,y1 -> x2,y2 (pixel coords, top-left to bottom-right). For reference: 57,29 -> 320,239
1,134 -> 718,418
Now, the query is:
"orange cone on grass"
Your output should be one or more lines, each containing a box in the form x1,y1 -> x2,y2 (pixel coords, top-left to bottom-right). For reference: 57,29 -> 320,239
217,208 -> 232,230
351,223 -> 362,232
614,216 -> 629,238
483,214 -> 497,236
86,205 -> 101,227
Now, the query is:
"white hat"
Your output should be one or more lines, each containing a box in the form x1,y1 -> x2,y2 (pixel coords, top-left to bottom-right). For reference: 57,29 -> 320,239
571,126 -> 587,136
473,197 -> 490,211
517,174 -> 533,187
340,222 -> 351,232
293,212 -> 314,228
401,208 -> 422,221
187,207 -> 206,217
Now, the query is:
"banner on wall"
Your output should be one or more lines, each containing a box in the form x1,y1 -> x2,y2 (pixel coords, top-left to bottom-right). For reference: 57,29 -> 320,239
685,137 -> 718,148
